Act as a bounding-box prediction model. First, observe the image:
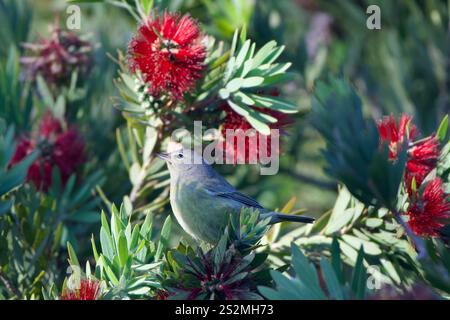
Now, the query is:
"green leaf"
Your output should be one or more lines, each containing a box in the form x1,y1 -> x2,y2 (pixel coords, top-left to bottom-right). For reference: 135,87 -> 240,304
252,41 -> 277,68
155,215 -> 172,261
291,244 -> 322,295
437,115 -> 448,142
249,94 -> 298,113
101,211 -> 111,237
226,78 -> 243,92
241,76 -> 264,88
36,75 -> 54,107
118,231 -> 129,267
91,235 -> 99,262
331,237 -> 344,283
67,242 -> 80,267
100,227 -> 115,261
342,234 -> 382,256
320,258 -> 344,300
351,247 -> 367,299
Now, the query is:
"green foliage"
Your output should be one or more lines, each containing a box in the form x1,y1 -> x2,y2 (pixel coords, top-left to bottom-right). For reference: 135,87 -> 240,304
218,30 -> 297,134
270,187 -> 419,288
0,170 -> 104,299
0,126 -> 37,208
0,122 -> 105,299
311,79 -> 406,210
0,48 -> 33,131
421,240 -> 450,295
259,240 -> 368,300
67,202 -> 172,299
0,0 -> 32,58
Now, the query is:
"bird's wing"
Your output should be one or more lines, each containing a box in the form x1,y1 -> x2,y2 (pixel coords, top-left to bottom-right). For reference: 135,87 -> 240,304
205,188 -> 264,209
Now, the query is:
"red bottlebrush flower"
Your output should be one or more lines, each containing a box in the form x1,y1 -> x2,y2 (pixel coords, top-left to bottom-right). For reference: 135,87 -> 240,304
61,279 -> 101,300
377,114 -> 440,195
405,135 -> 440,192
377,113 -> 417,159
128,12 -> 206,101
406,178 -> 450,237
219,103 -> 293,164
9,112 -> 86,191
21,22 -> 93,88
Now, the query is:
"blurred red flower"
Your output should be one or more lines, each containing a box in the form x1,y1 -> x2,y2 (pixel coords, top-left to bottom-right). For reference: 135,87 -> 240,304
9,112 -> 86,191
21,22 -> 93,87
128,12 -> 206,101
61,279 -> 101,300
406,178 -> 450,237
377,113 -> 417,160
219,103 -> 293,164
405,135 -> 440,192
377,113 -> 439,193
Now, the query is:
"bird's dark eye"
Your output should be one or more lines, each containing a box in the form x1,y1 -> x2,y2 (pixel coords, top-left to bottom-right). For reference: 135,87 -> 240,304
177,153 -> 184,159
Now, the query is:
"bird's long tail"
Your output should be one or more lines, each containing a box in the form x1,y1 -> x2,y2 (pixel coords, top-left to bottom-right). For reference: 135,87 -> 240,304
263,212 -> 315,224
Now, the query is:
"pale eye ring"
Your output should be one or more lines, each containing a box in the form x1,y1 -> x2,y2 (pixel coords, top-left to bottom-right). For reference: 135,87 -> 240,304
177,153 -> 184,159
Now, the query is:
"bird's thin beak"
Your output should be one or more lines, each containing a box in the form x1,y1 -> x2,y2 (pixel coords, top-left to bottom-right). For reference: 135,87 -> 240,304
156,152 -> 170,161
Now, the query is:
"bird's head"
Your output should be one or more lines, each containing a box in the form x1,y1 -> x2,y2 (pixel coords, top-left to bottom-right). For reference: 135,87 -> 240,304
156,148 -> 207,178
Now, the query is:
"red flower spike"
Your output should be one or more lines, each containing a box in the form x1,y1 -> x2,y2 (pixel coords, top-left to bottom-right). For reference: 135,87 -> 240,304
377,113 -> 440,196
377,113 -> 417,159
406,178 -> 450,237
128,12 -> 206,101
219,103 -> 293,164
9,112 -> 86,191
61,279 -> 101,300
405,135 -> 440,193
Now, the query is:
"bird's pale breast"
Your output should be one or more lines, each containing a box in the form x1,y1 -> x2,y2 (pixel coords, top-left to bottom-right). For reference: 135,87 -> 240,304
170,179 -> 236,244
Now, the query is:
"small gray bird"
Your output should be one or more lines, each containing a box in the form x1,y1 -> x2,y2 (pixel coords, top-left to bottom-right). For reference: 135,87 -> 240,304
157,149 -> 314,244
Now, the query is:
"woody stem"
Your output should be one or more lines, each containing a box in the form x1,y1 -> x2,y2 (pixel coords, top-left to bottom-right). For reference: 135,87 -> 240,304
391,209 -> 427,260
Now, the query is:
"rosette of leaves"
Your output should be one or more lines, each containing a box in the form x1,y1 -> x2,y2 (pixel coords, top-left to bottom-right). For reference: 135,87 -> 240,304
259,240 -> 368,300
162,208 -> 271,300
218,29 -> 298,135
163,238 -> 267,300
226,207 -> 271,253
311,78 -> 407,210
67,202 -> 172,299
